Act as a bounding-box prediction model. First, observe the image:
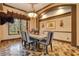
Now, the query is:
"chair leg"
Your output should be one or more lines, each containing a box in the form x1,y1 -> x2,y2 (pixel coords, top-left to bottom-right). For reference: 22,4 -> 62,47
34,42 -> 37,51
45,46 -> 48,54
28,43 -> 30,49
50,43 -> 53,51
23,41 -> 26,46
37,42 -> 40,49
36,41 -> 38,49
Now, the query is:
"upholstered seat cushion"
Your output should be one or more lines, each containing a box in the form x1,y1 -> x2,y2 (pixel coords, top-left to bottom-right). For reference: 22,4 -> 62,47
39,39 -> 47,45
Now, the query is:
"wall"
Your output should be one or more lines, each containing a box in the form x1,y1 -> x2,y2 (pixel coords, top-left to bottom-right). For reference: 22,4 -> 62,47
0,20 -> 27,41
1,23 -> 20,40
0,4 -> 3,41
40,6 -> 72,42
0,5 -> 27,41
0,25 -> 3,41
76,4 -> 79,46
40,15 -> 72,42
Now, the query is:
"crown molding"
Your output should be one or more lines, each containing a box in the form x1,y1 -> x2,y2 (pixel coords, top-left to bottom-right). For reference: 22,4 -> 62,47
3,3 -> 27,13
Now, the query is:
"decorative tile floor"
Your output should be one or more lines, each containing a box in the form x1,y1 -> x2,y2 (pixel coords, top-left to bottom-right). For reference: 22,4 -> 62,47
0,39 -> 79,56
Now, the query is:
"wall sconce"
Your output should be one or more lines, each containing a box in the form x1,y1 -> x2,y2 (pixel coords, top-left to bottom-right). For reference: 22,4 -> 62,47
60,20 -> 64,27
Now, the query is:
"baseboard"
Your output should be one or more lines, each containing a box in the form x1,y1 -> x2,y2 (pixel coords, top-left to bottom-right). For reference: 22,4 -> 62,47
1,37 -> 21,42
54,39 -> 71,43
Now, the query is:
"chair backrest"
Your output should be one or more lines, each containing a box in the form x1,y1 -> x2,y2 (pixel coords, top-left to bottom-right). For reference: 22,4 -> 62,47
25,31 -> 31,43
46,32 -> 53,45
21,31 -> 27,41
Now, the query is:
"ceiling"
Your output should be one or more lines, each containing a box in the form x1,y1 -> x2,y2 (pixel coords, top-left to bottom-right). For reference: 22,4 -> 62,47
5,3 -> 50,12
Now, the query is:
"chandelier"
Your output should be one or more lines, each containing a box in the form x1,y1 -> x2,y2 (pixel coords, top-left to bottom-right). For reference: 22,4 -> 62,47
28,12 -> 37,17
27,4 -> 37,17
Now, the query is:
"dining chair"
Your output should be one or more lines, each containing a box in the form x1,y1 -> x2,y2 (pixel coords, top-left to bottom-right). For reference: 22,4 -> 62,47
21,31 -> 27,47
21,31 -> 37,49
25,31 -> 38,50
39,32 -> 53,54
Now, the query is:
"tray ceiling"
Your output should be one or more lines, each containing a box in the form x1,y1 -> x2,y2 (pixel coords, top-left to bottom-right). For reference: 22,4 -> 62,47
5,3 -> 50,12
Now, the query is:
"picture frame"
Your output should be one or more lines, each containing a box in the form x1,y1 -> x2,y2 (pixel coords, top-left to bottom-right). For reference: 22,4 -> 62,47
47,21 -> 56,29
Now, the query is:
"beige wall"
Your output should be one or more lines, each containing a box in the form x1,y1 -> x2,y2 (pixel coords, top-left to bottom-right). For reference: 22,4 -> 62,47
77,4 -> 79,46
0,5 -> 27,41
1,23 -> 20,40
40,15 -> 72,42
0,25 -> 3,41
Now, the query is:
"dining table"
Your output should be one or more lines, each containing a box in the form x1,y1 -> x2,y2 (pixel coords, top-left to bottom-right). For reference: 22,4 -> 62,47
29,33 -> 47,40
29,33 -> 47,51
